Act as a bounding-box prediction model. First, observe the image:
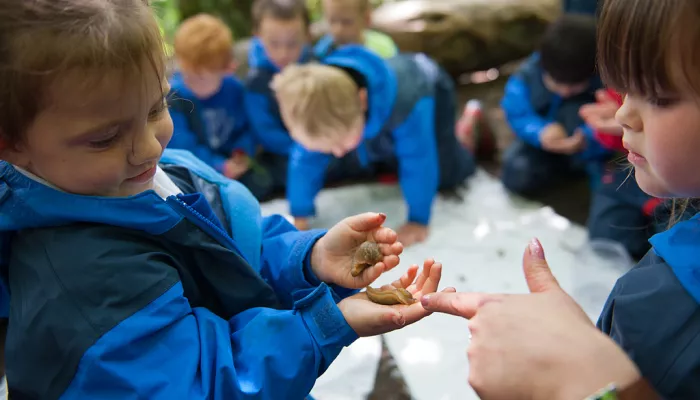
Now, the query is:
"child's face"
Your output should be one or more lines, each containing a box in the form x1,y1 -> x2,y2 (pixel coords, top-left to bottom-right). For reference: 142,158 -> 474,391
290,117 -> 365,158
322,0 -> 368,46
543,74 -> 590,98
616,94 -> 700,198
257,16 -> 308,70
5,69 -> 173,197
179,61 -> 236,99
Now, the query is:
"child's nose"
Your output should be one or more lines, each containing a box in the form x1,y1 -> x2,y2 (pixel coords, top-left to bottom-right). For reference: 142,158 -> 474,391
615,95 -> 643,132
129,129 -> 163,166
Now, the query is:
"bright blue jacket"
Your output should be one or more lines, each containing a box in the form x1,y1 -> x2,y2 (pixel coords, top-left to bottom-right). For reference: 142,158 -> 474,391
0,150 -> 357,399
501,53 -> 609,161
168,73 -> 256,173
598,213 -> 700,398
244,38 -> 313,155
288,46 -> 441,225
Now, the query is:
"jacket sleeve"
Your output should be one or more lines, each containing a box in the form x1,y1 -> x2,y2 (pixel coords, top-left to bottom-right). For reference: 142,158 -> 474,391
392,97 -> 439,225
169,110 -> 228,173
244,91 -> 294,155
500,75 -> 550,148
62,280 -> 358,400
258,215 -> 357,308
287,144 -> 332,218
579,123 -> 611,160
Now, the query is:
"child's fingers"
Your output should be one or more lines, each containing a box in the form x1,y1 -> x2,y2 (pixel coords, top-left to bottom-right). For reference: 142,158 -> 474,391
358,263 -> 387,286
379,254 -> 401,271
371,226 -> 398,244
413,258 -> 435,288
378,242 -> 403,257
391,264 -> 419,289
421,262 -> 443,295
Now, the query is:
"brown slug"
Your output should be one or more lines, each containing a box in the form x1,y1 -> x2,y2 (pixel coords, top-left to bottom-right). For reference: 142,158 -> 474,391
365,286 -> 416,306
351,241 -> 383,277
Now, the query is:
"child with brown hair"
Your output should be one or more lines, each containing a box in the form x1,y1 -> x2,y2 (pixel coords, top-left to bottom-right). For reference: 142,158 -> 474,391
169,13 -> 278,200
245,0 -> 313,161
273,45 -> 475,246
315,0 -> 398,59
0,1 -> 448,398
423,0 -> 700,398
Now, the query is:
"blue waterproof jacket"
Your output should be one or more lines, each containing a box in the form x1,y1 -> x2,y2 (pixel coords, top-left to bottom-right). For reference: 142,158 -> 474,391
501,53 -> 609,161
598,213 -> 700,398
244,38 -> 314,155
288,46 -> 442,225
0,149 -> 357,399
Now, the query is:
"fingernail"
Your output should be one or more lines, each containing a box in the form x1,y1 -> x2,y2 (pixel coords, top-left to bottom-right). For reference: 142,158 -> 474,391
393,313 -> 405,326
421,295 -> 432,308
378,212 -> 387,219
529,238 -> 545,259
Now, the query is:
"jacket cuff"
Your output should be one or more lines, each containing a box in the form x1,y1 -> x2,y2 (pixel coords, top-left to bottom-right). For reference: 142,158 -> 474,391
302,245 -> 359,302
295,284 -> 358,371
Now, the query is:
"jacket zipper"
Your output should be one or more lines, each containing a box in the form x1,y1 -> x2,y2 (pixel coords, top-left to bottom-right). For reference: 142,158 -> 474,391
166,196 -> 251,266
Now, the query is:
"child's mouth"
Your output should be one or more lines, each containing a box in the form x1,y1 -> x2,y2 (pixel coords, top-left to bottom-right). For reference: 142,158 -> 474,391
128,166 -> 157,183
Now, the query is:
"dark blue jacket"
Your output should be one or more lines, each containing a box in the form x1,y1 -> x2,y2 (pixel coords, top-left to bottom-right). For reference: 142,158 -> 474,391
597,213 -> 700,398
501,53 -> 609,161
169,73 -> 257,173
0,150 -> 357,399
563,0 -> 598,14
244,38 -> 313,155
288,46 -> 441,225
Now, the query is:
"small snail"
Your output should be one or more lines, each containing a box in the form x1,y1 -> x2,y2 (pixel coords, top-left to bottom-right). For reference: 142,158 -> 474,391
365,286 -> 417,306
351,241 -> 383,277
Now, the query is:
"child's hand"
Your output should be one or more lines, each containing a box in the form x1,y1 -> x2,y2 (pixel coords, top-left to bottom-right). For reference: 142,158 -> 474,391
397,222 -> 429,247
579,92 -> 623,135
338,259 -> 455,336
540,123 -> 585,155
223,153 -> 250,179
310,212 -> 403,288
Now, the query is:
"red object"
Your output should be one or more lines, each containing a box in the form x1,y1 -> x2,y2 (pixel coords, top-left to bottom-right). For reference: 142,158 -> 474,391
377,173 -> 398,184
593,89 -> 625,151
642,198 -> 664,217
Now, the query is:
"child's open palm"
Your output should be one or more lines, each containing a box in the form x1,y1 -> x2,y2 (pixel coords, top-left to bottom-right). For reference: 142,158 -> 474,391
338,259 -> 455,336
310,213 -> 403,289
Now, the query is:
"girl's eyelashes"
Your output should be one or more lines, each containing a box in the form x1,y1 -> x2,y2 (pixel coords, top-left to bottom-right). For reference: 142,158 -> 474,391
87,127 -> 121,149
647,96 -> 679,108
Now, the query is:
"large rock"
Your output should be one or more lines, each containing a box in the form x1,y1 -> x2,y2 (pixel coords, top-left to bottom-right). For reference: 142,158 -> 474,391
372,0 -> 560,76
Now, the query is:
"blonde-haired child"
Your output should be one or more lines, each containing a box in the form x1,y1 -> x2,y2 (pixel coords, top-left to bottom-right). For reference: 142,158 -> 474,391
273,46 -> 475,246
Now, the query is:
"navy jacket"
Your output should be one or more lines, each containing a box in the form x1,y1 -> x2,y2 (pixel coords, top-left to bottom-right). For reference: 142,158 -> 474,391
244,38 -> 314,155
501,53 -> 608,161
0,150 -> 357,399
563,0 -> 598,14
597,213 -> 700,398
288,46 -> 442,225
168,73 -> 256,173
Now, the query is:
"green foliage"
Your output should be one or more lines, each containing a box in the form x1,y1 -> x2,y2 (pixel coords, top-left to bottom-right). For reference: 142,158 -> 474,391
176,0 -> 255,39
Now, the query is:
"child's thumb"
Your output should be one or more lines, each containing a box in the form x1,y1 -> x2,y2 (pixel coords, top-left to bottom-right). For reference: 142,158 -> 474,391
523,238 -> 561,293
344,212 -> 387,232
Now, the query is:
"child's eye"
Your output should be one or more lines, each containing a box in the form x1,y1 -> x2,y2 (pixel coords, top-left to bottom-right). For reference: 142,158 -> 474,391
647,96 -> 678,108
148,95 -> 170,120
88,127 -> 121,149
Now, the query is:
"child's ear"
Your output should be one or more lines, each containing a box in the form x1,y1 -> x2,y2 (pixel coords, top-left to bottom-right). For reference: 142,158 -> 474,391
358,88 -> 368,112
364,9 -> 372,27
